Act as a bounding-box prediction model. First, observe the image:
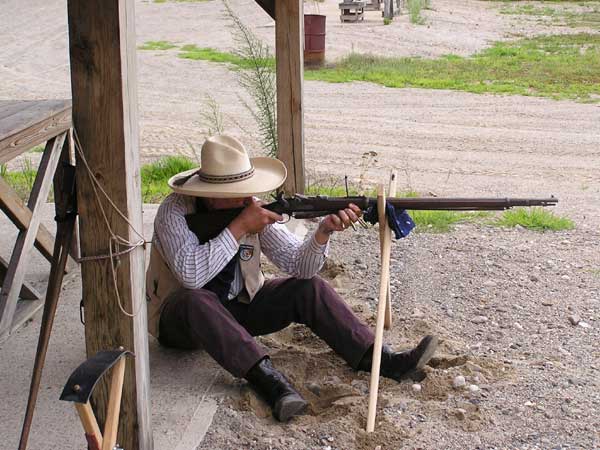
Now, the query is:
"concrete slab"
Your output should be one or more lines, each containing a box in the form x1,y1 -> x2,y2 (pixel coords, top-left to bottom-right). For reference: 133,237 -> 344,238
0,203 -> 225,450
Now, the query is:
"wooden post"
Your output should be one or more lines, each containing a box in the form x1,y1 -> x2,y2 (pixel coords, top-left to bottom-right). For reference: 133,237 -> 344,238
67,1 -> 152,449
384,0 -> 393,20
276,0 -> 305,194
367,184 -> 392,432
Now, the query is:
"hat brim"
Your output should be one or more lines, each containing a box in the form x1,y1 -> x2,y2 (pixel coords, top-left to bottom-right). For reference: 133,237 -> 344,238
168,157 -> 287,198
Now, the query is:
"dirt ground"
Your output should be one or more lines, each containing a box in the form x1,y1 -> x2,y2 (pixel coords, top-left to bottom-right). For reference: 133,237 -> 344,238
1,0 -> 599,449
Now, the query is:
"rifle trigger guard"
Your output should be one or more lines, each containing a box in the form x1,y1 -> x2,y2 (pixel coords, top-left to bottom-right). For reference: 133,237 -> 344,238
277,213 -> 291,224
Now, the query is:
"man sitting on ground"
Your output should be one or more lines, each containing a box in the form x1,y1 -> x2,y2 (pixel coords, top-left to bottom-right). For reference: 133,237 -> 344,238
146,134 -> 438,421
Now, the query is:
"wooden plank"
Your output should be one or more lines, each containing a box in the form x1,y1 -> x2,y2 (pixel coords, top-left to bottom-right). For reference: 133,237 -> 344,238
0,255 -> 41,300
0,100 -> 72,164
67,1 -> 153,449
276,0 -> 305,195
0,101 -> 33,122
0,133 -> 66,339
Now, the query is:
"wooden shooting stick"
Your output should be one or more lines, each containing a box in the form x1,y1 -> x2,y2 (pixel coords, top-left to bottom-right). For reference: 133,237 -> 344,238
367,183 -> 393,432
60,349 -> 131,450
382,170 -> 397,330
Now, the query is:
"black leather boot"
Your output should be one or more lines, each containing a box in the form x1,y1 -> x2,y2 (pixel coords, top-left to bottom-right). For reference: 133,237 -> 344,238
357,335 -> 438,382
245,358 -> 308,422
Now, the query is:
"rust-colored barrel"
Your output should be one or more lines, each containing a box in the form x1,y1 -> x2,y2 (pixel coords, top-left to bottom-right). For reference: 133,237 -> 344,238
304,14 -> 326,67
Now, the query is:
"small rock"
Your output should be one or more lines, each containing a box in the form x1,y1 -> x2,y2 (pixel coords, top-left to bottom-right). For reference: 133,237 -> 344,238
561,275 -> 571,281
453,375 -> 466,389
471,316 -> 488,324
579,321 -> 591,328
468,384 -> 480,393
412,383 -> 422,392
483,280 -> 497,288
306,382 -> 321,396
529,275 -> 539,282
541,300 -> 554,306
568,315 -> 581,326
514,322 -> 524,331
524,401 -> 535,407
375,446 -> 382,450
455,408 -> 467,420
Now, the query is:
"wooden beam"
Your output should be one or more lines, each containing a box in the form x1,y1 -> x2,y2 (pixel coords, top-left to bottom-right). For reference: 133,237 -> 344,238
67,1 -> 152,449
276,0 -> 305,194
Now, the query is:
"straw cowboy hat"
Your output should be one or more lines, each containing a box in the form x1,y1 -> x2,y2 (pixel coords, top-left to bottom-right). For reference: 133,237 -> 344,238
168,135 -> 287,198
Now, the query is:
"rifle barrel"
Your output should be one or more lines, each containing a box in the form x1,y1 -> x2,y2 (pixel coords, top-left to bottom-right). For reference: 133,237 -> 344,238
384,197 -> 558,210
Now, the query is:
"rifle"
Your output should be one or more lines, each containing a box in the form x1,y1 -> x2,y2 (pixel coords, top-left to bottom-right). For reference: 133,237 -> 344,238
186,193 -> 558,237
261,193 -> 558,219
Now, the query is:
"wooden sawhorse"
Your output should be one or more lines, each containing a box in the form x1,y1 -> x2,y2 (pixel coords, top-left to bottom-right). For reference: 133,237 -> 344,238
0,99 -> 77,342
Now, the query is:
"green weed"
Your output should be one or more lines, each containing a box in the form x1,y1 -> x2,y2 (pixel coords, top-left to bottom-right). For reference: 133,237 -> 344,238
407,0 -> 428,24
383,17 -> 393,25
140,156 -> 197,203
494,207 -> 575,231
138,40 -> 178,51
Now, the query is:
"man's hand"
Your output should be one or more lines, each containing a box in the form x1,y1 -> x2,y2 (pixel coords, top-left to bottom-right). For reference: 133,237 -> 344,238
315,203 -> 362,245
228,198 -> 283,240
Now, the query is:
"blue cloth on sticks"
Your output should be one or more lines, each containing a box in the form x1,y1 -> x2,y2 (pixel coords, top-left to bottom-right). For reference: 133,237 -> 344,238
363,204 -> 415,239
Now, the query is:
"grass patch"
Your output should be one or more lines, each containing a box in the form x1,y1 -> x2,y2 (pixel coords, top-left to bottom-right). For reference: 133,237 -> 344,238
500,2 -> 600,28
178,35 -> 600,102
1,160 -> 49,203
138,40 -> 178,51
141,156 -> 197,203
494,207 -> 575,231
304,33 -> 600,102
410,210 -> 491,233
178,45 -> 275,69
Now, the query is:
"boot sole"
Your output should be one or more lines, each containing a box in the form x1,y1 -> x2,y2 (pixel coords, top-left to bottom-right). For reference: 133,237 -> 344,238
274,394 -> 308,422
415,335 -> 438,371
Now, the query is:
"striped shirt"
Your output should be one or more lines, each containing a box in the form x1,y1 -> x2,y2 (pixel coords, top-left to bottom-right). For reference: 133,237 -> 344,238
153,193 -> 329,299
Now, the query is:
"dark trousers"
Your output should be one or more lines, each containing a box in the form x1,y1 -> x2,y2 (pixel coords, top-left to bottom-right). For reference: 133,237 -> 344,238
158,276 -> 375,378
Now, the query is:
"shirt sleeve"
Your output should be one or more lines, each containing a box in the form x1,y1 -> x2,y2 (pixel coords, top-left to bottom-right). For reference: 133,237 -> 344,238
153,193 -> 240,289
259,221 -> 329,278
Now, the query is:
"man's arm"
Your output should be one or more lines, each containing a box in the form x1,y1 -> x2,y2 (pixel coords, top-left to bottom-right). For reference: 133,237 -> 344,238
260,202 -> 362,278
154,194 -> 240,289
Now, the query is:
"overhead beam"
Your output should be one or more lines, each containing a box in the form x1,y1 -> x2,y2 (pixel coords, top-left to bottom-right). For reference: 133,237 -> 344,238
67,1 -> 152,449
276,0 -> 305,194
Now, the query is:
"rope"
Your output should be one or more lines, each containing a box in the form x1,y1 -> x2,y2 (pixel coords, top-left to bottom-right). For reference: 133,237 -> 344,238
72,128 -> 150,318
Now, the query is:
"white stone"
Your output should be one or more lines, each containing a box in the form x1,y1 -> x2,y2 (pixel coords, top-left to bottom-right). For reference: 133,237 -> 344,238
568,315 -> 581,326
471,316 -> 489,324
412,384 -> 422,392
468,384 -> 480,393
453,375 -> 466,389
